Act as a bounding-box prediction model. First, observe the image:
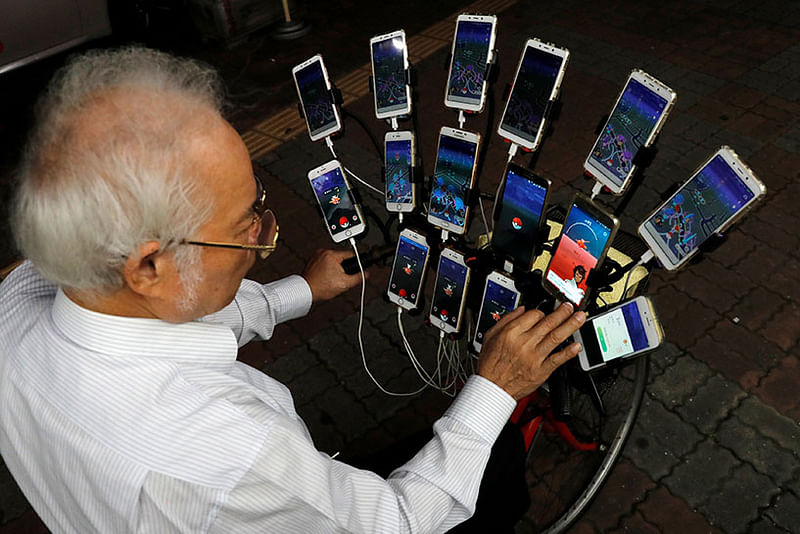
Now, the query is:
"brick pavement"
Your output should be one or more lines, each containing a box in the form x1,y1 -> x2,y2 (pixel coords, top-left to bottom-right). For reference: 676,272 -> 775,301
1,0 -> 798,532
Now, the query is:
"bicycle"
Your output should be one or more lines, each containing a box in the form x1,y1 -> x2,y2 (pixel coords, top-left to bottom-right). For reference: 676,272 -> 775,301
511,219 -> 652,534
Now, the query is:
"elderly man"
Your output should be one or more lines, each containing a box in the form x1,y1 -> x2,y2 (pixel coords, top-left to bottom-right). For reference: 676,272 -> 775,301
0,47 -> 584,533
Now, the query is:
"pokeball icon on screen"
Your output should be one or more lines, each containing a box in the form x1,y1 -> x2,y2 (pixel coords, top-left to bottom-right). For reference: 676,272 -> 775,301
339,216 -> 350,228
440,310 -> 449,321
398,288 -> 407,298
511,217 -> 523,230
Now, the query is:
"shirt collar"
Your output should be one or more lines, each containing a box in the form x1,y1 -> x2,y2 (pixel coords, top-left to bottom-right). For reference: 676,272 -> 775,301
51,288 -> 238,369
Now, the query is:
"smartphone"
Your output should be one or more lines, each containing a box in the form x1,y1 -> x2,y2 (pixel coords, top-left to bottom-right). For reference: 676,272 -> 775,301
491,163 -> 551,271
444,14 -> 498,113
429,248 -> 471,334
473,271 -> 521,353
638,146 -> 765,271
385,130 -> 415,213
387,228 -> 430,311
584,70 -> 677,195
307,160 -> 366,243
427,127 -> 481,235
497,38 -> 570,151
575,296 -> 664,371
370,30 -> 412,120
292,54 -> 343,142
543,195 -> 619,309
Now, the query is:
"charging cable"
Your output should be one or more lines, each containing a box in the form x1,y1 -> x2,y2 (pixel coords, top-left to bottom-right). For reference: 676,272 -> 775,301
621,250 -> 655,298
349,238 -> 426,397
344,166 -> 384,197
390,117 -> 399,131
458,110 -> 466,129
590,182 -> 604,200
325,136 -> 384,197
325,136 -> 337,158
507,142 -> 519,162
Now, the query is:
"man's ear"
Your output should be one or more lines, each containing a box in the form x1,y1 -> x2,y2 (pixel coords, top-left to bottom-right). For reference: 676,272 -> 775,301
123,241 -> 170,297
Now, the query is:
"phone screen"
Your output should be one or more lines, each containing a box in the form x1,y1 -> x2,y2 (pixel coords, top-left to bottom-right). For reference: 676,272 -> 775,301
582,300 -> 650,367
475,279 -> 519,345
447,20 -> 493,106
642,154 -> 755,265
295,60 -> 338,138
588,78 -> 669,188
372,37 -> 408,115
310,167 -> 361,236
385,139 -> 413,206
389,235 -> 429,304
430,134 -> 478,231
500,46 -> 564,145
492,168 -> 548,267
545,202 -> 612,307
431,255 -> 469,329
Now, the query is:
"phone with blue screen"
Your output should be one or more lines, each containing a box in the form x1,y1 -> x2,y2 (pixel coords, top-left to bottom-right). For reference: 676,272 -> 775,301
584,70 -> 676,195
444,14 -> 497,113
292,55 -> 342,142
427,127 -> 480,235
497,38 -> 570,151
473,271 -> 520,352
638,146 -> 765,271
370,30 -> 412,119
491,163 -> 551,271
387,228 -> 430,310
384,130 -> 415,213
429,248 -> 471,334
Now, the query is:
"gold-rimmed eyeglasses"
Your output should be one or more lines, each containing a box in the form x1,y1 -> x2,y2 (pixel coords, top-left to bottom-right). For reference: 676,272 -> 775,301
184,173 -> 279,260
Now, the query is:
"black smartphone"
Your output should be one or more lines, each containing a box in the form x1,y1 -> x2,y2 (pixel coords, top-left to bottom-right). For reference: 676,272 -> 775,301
491,163 -> 551,271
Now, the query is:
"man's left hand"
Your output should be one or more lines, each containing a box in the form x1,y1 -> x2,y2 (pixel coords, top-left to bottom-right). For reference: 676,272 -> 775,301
302,249 -> 363,303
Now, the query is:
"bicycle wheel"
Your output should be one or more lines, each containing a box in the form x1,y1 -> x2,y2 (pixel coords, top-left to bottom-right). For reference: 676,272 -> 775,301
517,354 -> 649,533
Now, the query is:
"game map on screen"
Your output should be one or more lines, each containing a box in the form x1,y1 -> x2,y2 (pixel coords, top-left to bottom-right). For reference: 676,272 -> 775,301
643,155 -> 755,263
448,21 -> 493,105
429,134 -> 477,230
373,37 -> 408,114
500,46 -> 564,144
588,78 -> 668,186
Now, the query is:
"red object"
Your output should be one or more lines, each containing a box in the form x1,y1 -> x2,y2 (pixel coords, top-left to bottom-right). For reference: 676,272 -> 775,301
513,392 -> 598,452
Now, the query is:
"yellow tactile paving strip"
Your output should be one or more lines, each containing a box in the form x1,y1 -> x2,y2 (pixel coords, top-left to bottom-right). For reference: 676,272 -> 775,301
243,0 -> 518,159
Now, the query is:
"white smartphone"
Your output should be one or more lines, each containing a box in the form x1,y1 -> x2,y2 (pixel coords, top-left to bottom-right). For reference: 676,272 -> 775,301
307,160 -> 366,243
427,127 -> 481,235
429,248 -> 471,334
292,54 -> 343,142
490,162 -> 551,272
584,69 -> 677,195
638,146 -> 766,271
444,13 -> 498,113
542,194 -> 619,310
473,271 -> 520,353
497,38 -> 570,151
387,228 -> 430,311
370,30 -> 412,120
575,296 -> 664,371
385,130 -> 415,213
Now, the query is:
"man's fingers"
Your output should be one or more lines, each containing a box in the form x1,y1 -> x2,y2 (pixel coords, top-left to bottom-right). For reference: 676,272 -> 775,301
482,306 -> 527,344
535,310 -> 586,354
544,342 -> 581,374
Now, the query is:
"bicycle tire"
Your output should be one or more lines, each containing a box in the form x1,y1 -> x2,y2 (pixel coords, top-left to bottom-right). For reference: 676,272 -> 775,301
517,354 -> 649,533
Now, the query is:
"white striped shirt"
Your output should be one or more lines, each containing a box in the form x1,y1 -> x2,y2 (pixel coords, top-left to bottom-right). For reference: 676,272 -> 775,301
0,261 -> 517,533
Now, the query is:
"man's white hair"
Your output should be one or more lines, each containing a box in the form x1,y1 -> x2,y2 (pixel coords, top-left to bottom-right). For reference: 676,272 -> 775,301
12,46 -> 223,294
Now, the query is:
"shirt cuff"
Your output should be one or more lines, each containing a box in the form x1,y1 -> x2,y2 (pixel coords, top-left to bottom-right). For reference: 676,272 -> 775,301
444,375 -> 517,444
264,274 -> 313,323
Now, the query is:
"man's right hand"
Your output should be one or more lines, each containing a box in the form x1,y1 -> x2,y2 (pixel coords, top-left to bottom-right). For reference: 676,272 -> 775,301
477,303 -> 586,401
